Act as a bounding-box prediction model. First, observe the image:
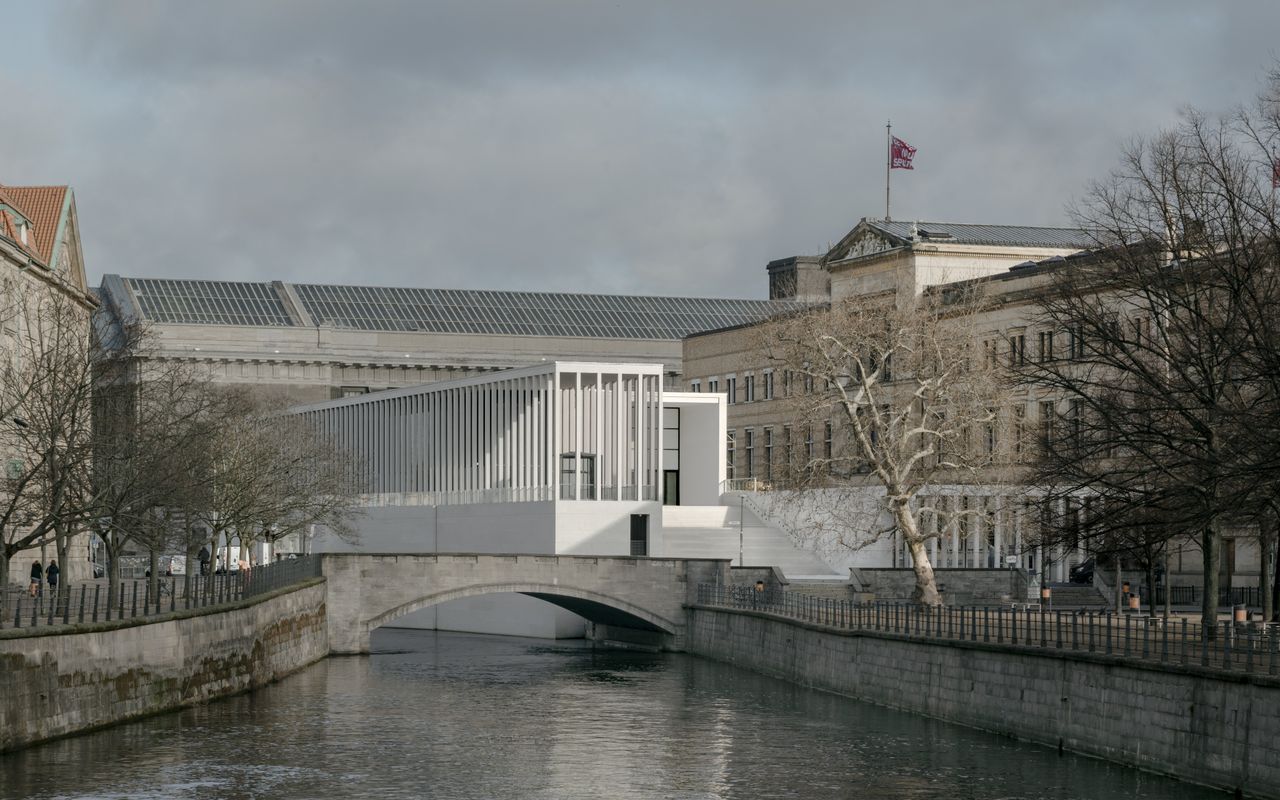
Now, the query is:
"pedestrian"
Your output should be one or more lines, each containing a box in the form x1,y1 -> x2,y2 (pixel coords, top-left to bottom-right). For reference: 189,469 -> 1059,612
45,559 -> 59,595
198,545 -> 210,576
28,560 -> 42,598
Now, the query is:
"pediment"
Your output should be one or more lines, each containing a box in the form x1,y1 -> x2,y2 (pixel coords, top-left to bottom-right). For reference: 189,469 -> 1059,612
836,231 -> 894,261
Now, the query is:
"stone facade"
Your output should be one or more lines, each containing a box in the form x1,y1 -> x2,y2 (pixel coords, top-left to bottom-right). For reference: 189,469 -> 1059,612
0,580 -> 327,752
687,605 -> 1280,798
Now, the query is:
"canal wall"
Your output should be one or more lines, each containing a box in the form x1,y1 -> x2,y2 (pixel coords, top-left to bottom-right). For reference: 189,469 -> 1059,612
0,579 -> 327,752
687,606 -> 1280,799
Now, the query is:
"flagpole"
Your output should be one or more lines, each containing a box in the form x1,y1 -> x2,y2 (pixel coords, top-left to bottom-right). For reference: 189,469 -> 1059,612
885,120 -> 892,221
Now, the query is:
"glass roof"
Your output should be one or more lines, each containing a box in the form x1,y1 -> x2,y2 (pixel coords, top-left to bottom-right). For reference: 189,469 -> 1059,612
295,284 -> 776,339
128,279 -> 294,327
119,278 -> 780,339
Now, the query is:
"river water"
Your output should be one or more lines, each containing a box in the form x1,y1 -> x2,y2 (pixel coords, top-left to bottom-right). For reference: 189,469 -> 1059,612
1,628 -> 1222,800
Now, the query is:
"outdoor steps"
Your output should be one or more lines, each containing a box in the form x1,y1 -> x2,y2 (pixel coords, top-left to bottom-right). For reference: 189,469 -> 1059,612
661,504 -> 840,578
1045,582 -> 1110,610
786,579 -> 853,599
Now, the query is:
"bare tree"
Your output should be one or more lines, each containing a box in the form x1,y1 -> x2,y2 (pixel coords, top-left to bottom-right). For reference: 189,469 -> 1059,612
190,390 -> 358,572
0,284 -> 94,608
1021,76 -> 1280,632
756,284 -> 1004,604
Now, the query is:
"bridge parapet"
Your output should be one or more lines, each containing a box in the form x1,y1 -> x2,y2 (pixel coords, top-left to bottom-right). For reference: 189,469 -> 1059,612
320,553 -> 730,653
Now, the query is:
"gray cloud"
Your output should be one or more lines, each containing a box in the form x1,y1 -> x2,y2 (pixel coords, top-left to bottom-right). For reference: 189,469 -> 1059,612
4,0 -> 1279,298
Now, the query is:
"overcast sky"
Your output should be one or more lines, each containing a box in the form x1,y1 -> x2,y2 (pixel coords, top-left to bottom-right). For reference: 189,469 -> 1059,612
3,1 -> 1278,299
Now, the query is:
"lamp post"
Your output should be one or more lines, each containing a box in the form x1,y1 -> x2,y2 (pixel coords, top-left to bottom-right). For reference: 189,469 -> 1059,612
739,495 -> 745,567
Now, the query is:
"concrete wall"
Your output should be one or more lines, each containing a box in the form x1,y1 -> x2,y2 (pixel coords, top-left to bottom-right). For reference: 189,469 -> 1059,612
687,606 -> 1280,799
0,580 -> 328,753
851,567 -> 1031,604
666,393 -> 725,506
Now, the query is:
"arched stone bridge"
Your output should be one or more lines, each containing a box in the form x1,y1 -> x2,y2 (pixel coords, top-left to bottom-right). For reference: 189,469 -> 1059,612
320,553 -> 730,653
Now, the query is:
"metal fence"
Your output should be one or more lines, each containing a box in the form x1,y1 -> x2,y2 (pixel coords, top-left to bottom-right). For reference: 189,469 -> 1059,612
1,555 -> 322,632
1151,585 -> 1264,608
697,583 -> 1280,677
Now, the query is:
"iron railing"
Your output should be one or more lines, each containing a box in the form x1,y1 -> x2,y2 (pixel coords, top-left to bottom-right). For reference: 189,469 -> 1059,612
1,555 -> 322,632
696,583 -> 1280,677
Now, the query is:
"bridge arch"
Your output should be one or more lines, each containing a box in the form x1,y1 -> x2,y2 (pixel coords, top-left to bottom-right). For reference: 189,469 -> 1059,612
363,582 -> 681,639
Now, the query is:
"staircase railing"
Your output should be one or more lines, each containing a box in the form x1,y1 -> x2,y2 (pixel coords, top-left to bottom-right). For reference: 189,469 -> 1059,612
732,488 -> 842,575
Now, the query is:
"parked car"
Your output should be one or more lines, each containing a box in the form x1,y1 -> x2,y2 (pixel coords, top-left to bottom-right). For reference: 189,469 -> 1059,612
1069,558 -> 1095,584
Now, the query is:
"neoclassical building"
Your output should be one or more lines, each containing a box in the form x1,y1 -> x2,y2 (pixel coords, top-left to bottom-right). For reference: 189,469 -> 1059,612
683,216 -> 1263,592
93,275 -> 782,403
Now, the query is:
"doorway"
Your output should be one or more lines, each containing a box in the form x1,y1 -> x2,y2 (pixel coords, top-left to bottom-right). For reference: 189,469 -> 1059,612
629,514 -> 649,556
663,470 -> 680,506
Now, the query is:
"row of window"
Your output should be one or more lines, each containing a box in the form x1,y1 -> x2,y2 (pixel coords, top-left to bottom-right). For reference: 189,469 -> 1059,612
723,397 -> 1096,480
725,422 -> 834,480
988,319 -> 1149,368
690,369 -> 822,403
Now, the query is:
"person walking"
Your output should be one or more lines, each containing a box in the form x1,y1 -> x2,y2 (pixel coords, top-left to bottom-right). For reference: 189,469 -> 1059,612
28,561 -> 42,598
45,559 -> 59,595
198,545 -> 210,576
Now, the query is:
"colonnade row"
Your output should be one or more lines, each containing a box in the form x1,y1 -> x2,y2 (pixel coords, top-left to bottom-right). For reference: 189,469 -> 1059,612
292,363 -> 663,506
899,493 -> 1087,583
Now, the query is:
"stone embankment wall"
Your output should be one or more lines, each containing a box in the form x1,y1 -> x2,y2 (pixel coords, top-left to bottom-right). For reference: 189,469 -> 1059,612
687,606 -> 1280,799
0,579 -> 327,752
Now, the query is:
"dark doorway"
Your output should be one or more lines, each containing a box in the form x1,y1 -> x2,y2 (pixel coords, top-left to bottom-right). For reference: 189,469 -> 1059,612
663,470 -> 680,506
630,514 -> 649,556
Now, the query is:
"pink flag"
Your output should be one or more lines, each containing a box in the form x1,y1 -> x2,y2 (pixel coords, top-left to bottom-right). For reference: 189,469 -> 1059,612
890,136 -> 917,170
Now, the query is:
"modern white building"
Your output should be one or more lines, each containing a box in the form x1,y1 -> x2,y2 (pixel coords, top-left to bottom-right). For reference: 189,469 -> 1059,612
288,361 -> 732,636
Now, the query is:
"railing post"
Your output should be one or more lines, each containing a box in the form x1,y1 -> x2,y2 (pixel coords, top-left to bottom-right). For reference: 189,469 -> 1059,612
131,581 -> 139,619
78,586 -> 86,624
1223,622 -> 1232,670
14,596 -> 22,628
1105,613 -> 1113,655
93,586 -> 101,622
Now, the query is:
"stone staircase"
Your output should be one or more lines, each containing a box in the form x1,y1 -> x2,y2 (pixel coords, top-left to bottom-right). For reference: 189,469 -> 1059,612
660,504 -> 841,578
1044,582 -> 1111,610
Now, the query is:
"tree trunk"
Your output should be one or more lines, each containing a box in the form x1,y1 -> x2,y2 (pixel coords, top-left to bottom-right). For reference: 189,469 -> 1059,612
1201,523 -> 1220,639
1261,525 -> 1275,625
147,548 -> 159,606
1115,557 -> 1123,612
1272,532 -> 1280,623
0,548 -> 10,622
1163,547 -> 1171,620
893,501 -> 941,605
105,538 -> 121,614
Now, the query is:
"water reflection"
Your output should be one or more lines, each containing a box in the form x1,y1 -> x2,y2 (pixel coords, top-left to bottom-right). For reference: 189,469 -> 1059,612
0,629 -> 1223,799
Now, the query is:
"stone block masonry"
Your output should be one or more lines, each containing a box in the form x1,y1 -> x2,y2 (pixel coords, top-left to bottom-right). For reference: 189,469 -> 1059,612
0,579 -> 328,752
687,606 -> 1280,799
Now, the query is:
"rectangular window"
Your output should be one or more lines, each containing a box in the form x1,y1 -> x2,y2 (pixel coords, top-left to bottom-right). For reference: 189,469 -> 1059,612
1013,404 -> 1026,462
804,373 -> 815,394
1068,398 -> 1083,451
708,377 -> 719,394
983,338 -> 997,369
689,379 -> 701,393
824,420 -> 833,460
726,430 -> 736,479
580,454 -> 596,500
985,409 -> 997,456
1008,334 -> 1026,367
1038,331 -> 1054,363
764,427 -> 774,481
1068,327 -> 1085,360
744,375 -> 755,403
1040,400 -> 1056,449
559,454 -> 577,500
744,428 -> 755,478
726,377 -> 737,405
783,425 -> 793,473
763,370 -> 774,400
804,425 -> 814,464
783,370 -> 793,397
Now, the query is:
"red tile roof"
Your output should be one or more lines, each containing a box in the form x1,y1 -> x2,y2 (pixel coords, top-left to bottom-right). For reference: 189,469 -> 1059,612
1,185 -> 67,264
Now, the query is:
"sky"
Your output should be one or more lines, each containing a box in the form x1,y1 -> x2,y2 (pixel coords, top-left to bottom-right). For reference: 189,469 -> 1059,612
2,1 -> 1278,299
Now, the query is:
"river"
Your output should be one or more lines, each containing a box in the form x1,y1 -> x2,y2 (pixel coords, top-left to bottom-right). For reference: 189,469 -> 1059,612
0,628 -> 1223,799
